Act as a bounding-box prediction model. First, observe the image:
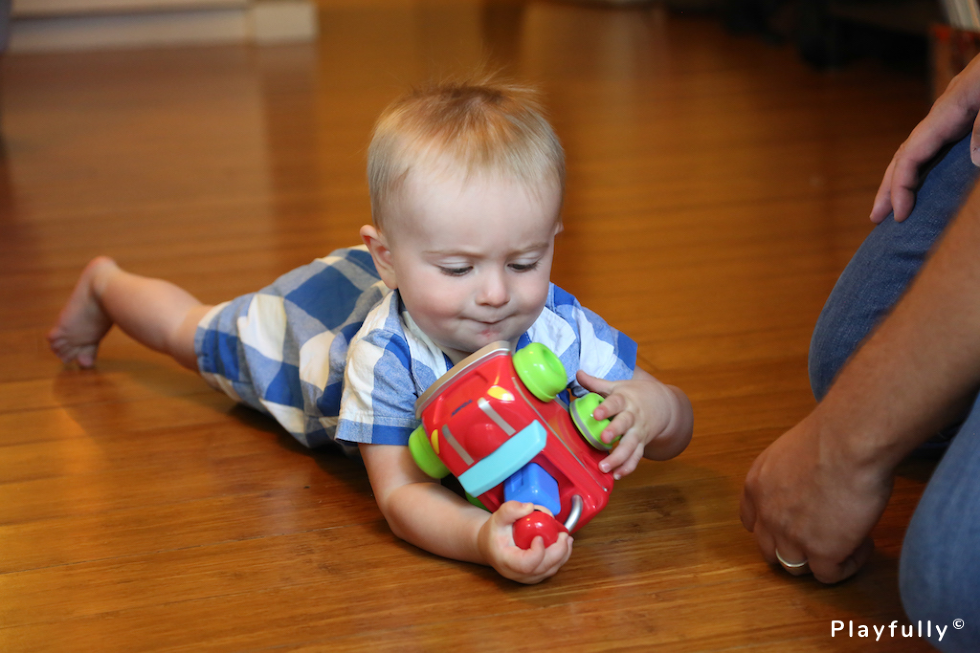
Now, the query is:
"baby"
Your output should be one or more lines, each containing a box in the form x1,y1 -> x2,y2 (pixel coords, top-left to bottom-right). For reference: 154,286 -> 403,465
48,79 -> 693,584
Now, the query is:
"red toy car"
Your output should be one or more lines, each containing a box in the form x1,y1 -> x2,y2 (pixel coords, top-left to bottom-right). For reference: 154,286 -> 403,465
408,341 -> 618,549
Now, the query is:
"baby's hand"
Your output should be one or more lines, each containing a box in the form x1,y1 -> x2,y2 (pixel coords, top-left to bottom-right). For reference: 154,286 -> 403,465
477,501 -> 573,584
577,368 -> 693,479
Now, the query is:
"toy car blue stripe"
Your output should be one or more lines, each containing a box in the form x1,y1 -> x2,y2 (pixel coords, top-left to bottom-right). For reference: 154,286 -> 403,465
457,421 -> 547,497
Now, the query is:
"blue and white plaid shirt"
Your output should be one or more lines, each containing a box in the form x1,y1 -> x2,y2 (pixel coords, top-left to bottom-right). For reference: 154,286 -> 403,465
336,284 -> 638,447
195,246 -> 638,453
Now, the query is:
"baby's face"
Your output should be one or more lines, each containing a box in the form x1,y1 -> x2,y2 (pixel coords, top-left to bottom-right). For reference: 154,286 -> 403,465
384,168 -> 562,363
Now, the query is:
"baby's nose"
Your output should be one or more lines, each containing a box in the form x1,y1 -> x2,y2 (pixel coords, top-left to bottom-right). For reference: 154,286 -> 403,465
478,271 -> 509,307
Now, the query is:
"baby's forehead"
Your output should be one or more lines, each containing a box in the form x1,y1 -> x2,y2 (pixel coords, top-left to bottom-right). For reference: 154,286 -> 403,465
402,159 -> 560,201
384,165 -> 562,237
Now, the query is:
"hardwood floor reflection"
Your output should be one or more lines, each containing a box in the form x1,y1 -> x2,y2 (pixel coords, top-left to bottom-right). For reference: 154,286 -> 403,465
0,2 -> 937,651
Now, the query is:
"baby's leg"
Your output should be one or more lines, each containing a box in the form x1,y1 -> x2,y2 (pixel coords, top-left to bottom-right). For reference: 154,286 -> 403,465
48,257 -> 212,371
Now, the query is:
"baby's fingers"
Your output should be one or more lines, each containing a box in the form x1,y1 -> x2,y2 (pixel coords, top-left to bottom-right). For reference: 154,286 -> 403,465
503,547 -> 548,584
543,532 -> 573,569
601,410 -> 634,444
613,446 -> 645,479
599,440 -> 631,473
599,438 -> 644,479
591,391 -> 626,422
494,501 -> 537,528
505,533 -> 571,583
576,370 -> 615,397
528,533 -> 573,582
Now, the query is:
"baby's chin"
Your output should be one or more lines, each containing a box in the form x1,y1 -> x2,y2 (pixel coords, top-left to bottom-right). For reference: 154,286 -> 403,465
435,313 -> 545,364
438,333 -> 521,365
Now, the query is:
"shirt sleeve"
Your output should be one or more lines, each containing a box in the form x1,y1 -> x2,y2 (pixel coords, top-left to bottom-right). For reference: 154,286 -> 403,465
335,327 -> 420,446
538,285 -> 638,397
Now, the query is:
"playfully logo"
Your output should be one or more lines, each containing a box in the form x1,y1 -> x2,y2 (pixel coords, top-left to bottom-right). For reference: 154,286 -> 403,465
831,619 -> 965,643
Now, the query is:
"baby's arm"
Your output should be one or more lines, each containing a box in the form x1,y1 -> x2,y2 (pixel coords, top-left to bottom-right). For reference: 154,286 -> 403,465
577,367 -> 693,479
360,443 -> 573,584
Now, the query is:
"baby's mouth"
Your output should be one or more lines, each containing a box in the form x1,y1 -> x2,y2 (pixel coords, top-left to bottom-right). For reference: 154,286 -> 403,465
474,317 -> 508,328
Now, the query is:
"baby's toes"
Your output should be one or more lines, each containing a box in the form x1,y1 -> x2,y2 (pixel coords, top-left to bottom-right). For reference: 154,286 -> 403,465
75,345 -> 99,368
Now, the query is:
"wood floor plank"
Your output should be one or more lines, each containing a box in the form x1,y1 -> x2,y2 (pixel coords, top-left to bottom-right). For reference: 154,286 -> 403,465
0,1 -> 947,651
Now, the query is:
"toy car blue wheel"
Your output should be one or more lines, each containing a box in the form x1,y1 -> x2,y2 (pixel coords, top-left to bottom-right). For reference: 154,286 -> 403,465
408,425 -> 450,479
513,342 -> 567,401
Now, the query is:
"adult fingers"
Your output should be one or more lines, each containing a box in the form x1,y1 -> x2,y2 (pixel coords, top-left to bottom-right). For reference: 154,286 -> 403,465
889,152 -> 921,223
739,456 -> 767,532
742,500 -> 810,577
890,122 -> 965,221
870,156 -> 898,224
972,112 -> 980,166
739,485 -> 757,532
752,520 -> 778,566
773,540 -> 812,577
844,537 -> 876,577
809,537 -> 874,584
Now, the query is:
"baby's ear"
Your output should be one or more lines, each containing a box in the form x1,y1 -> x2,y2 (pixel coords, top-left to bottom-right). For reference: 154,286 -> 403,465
360,225 -> 398,290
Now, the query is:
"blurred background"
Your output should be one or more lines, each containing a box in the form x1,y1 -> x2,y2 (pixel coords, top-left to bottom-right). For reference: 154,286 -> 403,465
0,1 -> 960,651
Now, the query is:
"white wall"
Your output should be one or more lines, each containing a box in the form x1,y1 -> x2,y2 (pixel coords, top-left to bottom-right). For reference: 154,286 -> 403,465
8,0 -> 317,51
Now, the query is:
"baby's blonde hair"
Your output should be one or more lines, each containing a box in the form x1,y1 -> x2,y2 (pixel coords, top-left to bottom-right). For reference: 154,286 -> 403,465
367,78 -> 565,231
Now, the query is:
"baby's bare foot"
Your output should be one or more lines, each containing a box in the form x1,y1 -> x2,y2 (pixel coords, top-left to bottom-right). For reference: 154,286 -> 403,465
47,256 -> 118,368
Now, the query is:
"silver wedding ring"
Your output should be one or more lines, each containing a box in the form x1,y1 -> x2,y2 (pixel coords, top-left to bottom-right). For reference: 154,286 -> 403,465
775,548 -> 809,571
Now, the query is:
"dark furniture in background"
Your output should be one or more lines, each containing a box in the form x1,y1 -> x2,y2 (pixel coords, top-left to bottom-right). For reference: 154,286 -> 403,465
0,0 -> 9,52
726,0 -> 942,68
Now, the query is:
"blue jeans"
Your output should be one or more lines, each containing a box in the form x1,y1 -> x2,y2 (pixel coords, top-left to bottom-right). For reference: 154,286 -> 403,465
808,134 -> 980,651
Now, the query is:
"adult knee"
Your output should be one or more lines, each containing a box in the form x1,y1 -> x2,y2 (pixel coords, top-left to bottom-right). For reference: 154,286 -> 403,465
808,308 -> 847,402
808,137 -> 978,403
900,513 -> 979,652
808,292 -> 868,401
899,412 -> 980,652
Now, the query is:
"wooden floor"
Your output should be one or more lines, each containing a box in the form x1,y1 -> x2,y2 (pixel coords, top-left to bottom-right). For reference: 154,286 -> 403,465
0,2 -> 942,651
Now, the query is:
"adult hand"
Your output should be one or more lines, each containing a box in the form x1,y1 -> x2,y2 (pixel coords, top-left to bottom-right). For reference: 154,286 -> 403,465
871,54 -> 980,223
740,409 -> 891,584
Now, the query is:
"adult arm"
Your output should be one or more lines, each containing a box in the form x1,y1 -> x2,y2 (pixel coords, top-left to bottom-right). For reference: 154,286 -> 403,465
742,180 -> 980,583
871,53 -> 980,223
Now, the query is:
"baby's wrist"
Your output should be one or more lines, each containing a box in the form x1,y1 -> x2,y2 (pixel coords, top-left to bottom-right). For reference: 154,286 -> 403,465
644,385 -> 693,460
474,512 -> 497,565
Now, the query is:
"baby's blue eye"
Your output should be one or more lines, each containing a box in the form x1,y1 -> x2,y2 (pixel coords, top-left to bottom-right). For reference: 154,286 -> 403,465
439,266 -> 471,277
510,261 -> 540,273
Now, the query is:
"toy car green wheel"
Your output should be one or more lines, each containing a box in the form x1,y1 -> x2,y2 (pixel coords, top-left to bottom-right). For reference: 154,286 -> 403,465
465,492 -> 489,511
408,425 -> 450,479
513,342 -> 567,402
571,392 -> 619,451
